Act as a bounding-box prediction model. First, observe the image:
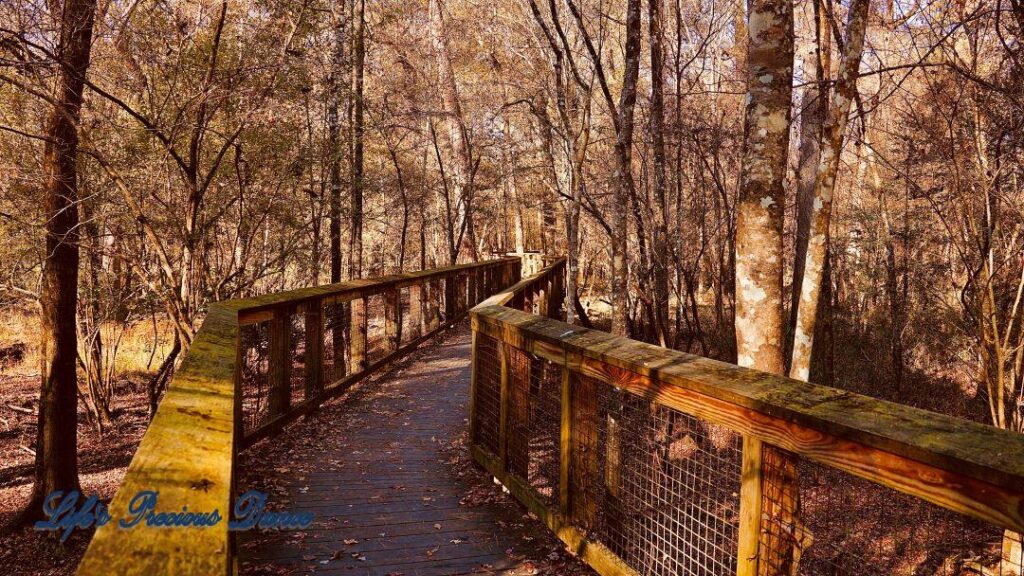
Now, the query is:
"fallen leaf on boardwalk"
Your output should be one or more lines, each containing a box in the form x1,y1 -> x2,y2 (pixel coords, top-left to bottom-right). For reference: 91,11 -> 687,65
433,523 -> 442,530
425,546 -> 439,557
343,539 -> 359,545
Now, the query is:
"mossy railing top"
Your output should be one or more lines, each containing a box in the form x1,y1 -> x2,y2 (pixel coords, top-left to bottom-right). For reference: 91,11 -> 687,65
76,257 -> 521,576
468,260 -> 1024,576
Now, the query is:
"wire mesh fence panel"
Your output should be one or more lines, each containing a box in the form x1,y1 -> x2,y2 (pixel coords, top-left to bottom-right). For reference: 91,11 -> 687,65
569,374 -> 610,537
527,355 -> 561,504
288,312 -> 305,406
472,334 -> 502,456
569,375 -> 743,575
239,321 -> 270,434
365,293 -> 386,364
764,457 -> 1016,576
506,346 -> 531,480
322,301 -> 349,385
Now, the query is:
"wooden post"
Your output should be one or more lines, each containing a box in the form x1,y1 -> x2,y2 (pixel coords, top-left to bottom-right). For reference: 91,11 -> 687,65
409,284 -> 423,340
737,439 -> 806,576
497,341 -> 510,471
468,269 -> 478,307
384,288 -> 401,352
737,436 -> 764,576
268,308 -> 291,417
303,301 -> 323,399
429,278 -> 441,331
444,274 -> 456,320
349,296 -> 367,374
558,360 -> 574,516
506,346 -> 530,478
569,375 -> 600,529
468,328 -> 480,445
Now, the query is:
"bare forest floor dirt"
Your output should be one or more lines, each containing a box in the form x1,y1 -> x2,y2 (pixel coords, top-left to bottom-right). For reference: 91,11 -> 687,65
0,373 -> 150,576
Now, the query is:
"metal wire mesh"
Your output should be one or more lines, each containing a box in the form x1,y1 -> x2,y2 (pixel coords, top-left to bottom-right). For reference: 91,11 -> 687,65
365,294 -> 385,363
760,457 -> 1021,576
239,321 -> 270,434
570,375 -> 742,575
526,354 -> 561,503
472,334 -> 502,455
322,300 -> 349,385
288,312 -> 305,406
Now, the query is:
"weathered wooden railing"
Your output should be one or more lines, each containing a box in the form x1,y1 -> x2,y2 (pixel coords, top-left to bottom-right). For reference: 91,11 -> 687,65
77,257 -> 521,575
470,261 -> 1024,575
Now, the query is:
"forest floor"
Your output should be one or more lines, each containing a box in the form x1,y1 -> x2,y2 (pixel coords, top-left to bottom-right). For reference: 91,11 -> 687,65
0,373 -> 150,575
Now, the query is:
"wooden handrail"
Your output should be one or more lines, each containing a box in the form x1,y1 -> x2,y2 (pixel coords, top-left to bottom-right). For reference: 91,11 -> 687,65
468,275 -> 1024,576
77,257 -> 521,576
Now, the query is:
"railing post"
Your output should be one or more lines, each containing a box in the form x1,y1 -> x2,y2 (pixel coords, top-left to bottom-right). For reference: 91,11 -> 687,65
468,323 -> 480,445
497,341 -> 510,470
429,278 -> 441,331
268,307 -> 291,416
385,288 -> 401,352
468,269 -> 478,307
737,436 -> 764,576
445,274 -> 456,320
409,284 -> 423,340
350,297 -> 367,374
304,301 -> 323,398
558,355 -> 576,517
737,439 -> 806,576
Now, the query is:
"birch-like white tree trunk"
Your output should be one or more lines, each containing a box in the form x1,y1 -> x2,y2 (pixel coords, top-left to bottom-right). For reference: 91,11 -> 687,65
790,0 -> 870,381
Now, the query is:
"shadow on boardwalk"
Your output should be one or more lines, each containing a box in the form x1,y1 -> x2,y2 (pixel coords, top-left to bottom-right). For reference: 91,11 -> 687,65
238,323 -> 595,576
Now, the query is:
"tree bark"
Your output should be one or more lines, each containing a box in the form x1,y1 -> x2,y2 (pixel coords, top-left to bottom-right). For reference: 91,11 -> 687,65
327,5 -> 345,283
610,0 -> 642,337
349,0 -> 365,279
428,0 -> 477,263
649,0 -> 670,346
26,0 -> 99,521
790,0 -> 870,381
787,0 -> 829,368
734,0 -> 794,374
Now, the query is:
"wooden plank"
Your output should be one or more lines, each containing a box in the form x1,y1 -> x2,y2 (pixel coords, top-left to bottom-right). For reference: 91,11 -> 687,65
268,307 -> 291,416
736,436 -> 763,576
77,304 -> 238,576
234,258 -> 518,324
410,284 -> 423,340
349,296 -> 367,374
384,287 -> 400,352
559,362 -> 573,516
304,301 -> 323,398
471,305 -> 1024,533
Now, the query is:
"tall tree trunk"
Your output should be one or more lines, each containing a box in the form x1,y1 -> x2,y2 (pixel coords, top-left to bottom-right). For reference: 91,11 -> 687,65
327,5 -> 345,283
349,0 -> 365,279
733,0 -> 799,572
428,0 -> 477,263
610,0 -> 642,337
790,0 -> 870,381
787,0 -> 829,368
649,0 -> 670,347
734,0 -> 794,374
26,0 -> 98,521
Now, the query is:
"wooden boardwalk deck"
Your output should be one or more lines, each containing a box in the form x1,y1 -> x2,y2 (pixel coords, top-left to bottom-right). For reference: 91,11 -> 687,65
238,324 -> 593,576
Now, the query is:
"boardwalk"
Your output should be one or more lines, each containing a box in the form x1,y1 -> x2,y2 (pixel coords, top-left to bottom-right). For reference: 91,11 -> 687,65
238,324 -> 594,576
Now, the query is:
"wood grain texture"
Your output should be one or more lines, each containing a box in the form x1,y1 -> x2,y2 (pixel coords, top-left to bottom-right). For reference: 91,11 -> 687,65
77,304 -> 239,576
470,305 -> 1024,533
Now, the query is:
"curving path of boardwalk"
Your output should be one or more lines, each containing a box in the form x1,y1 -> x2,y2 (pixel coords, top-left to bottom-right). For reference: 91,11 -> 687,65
237,324 -> 594,576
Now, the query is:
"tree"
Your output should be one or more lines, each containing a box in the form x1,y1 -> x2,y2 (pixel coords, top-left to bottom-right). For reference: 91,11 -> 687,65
790,0 -> 871,381
26,0 -> 98,521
